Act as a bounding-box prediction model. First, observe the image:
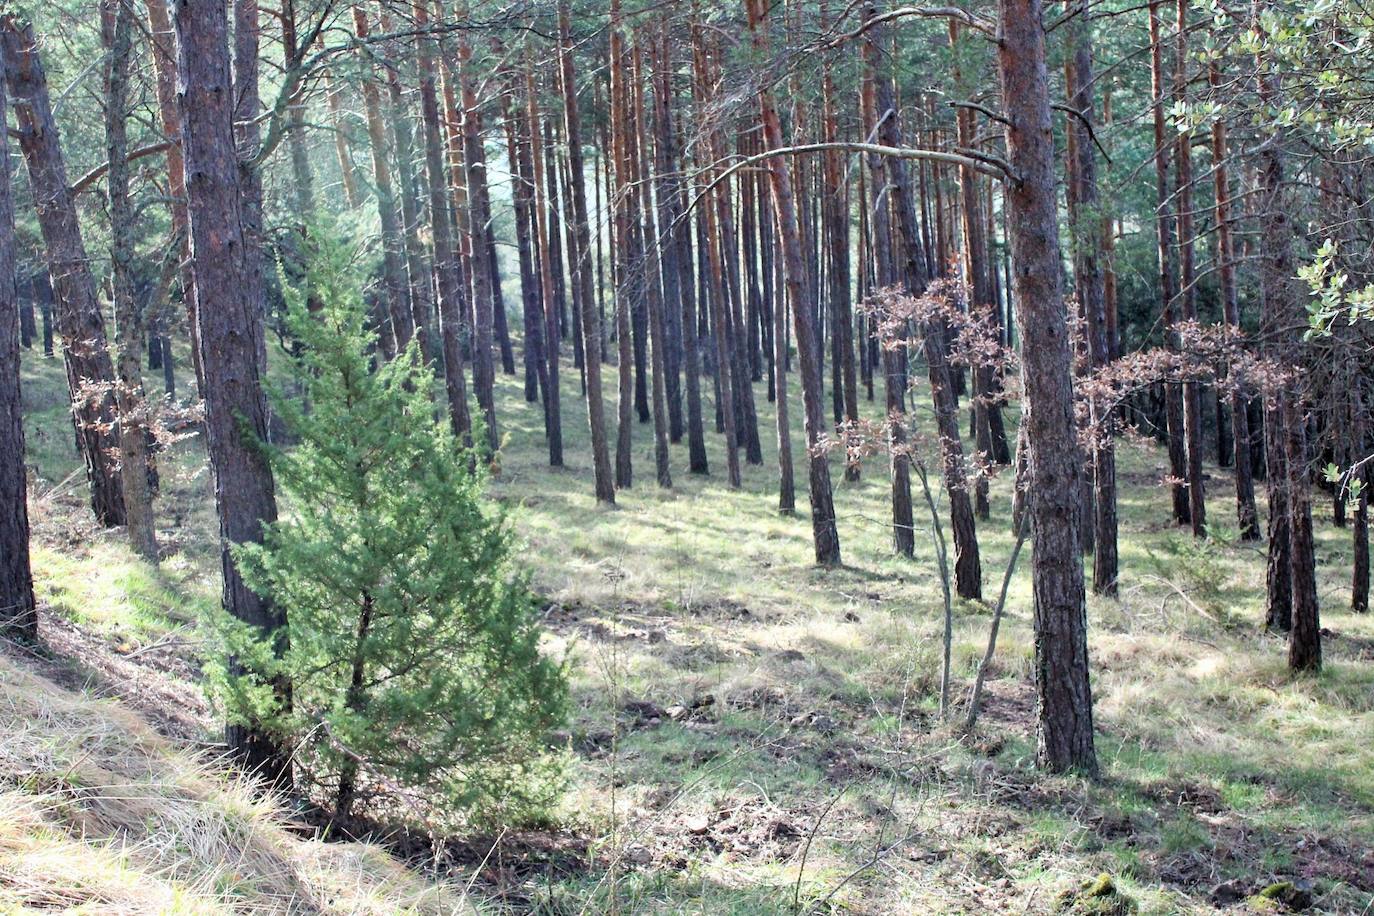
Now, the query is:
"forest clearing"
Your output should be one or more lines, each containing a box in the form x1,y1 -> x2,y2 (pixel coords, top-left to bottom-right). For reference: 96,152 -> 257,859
1,0 -> 1372,912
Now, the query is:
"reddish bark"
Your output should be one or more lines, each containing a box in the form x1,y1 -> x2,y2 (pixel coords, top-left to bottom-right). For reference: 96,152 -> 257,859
996,0 -> 1097,774
864,4 -> 980,599
0,17 -> 126,528
1173,0 -> 1206,536
352,7 -> 410,359
143,0 -> 203,394
610,0 -> 636,489
1063,6 -> 1117,595
103,0 -> 158,562
527,67 -> 565,469
413,0 -> 472,446
746,0 -> 841,565
1208,62 -> 1260,541
558,2 -> 616,501
1148,0 -> 1190,527
172,0 -> 289,787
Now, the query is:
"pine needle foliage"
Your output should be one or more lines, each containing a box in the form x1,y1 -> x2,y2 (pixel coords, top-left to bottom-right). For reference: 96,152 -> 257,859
210,229 -> 566,828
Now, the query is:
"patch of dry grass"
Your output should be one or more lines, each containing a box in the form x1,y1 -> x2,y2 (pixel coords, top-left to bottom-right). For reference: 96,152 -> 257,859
0,654 -> 473,914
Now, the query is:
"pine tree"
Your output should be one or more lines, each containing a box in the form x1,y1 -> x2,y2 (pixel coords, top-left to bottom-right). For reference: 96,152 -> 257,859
213,231 -> 566,825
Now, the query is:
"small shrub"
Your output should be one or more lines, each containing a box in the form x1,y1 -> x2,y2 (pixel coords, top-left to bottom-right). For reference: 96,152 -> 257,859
208,229 -> 567,829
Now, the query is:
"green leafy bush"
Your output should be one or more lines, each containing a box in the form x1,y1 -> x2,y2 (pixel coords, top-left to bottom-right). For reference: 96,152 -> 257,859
208,228 -> 566,829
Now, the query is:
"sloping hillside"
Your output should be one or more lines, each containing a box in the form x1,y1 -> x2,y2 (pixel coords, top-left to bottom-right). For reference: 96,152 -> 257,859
0,651 -> 472,914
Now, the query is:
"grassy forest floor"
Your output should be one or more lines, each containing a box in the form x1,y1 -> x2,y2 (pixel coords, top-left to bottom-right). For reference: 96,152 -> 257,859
5,340 -> 1374,914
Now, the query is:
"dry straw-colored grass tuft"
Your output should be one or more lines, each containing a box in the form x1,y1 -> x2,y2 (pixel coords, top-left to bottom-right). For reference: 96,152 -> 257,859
0,654 -> 473,914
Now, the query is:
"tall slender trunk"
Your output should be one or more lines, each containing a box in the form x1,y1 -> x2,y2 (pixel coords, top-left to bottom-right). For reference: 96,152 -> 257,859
1208,62 -> 1260,541
280,0 -> 314,217
559,2 -> 615,502
103,0 -> 157,562
232,0 -> 266,381
950,20 -> 1008,517
746,0 -> 840,566
610,0 -> 636,489
1148,0 -> 1190,527
1353,423 -> 1369,613
447,18 -> 497,455
865,4 -> 980,598
1174,0 -> 1206,536
144,0 -> 203,395
860,59 -> 913,557
352,7 -> 409,358
323,51 -> 360,208
822,1 -> 859,483
1254,71 -> 1318,665
449,29 -> 513,378
0,34 -> 34,641
172,0 -> 289,788
651,29 -> 706,472
629,43 -> 672,487
557,132 -> 587,388
503,83 -> 547,408
771,194 -> 797,514
996,0 -> 1097,774
527,68 -> 564,468
1063,4 -> 1117,595
413,0 -> 472,445
379,14 -> 435,363
691,30 -> 741,489
1,18 -> 126,527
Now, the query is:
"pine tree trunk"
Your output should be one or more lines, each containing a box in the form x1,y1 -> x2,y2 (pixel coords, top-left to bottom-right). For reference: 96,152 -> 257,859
1148,0 -> 1190,528
1284,392 -> 1320,671
865,6 -> 980,598
649,30 -> 692,455
323,54 -> 360,208
526,69 -> 565,468
171,0 -> 289,789
746,0 -> 840,565
860,61 -> 913,557
628,44 -> 672,487
950,20 -> 1005,519
1063,6 -> 1117,595
610,0 -> 636,489
447,26 -> 497,455
0,36 -> 34,641
352,7 -> 410,359
821,3 -> 859,483
413,0 -> 472,446
557,137 -> 587,388
1208,62 -> 1260,541
1253,77 -> 1319,664
504,88 -> 547,409
143,0 -> 203,395
1173,0 -> 1206,537
1354,457 -> 1370,614
773,233 -> 797,513
103,0 -> 158,562
558,2 -> 615,502
448,23 -> 512,377
1,18 -> 126,528
378,14 -> 435,364
232,0 -> 266,381
280,0 -> 314,218
996,0 -> 1097,774
691,34 -> 742,489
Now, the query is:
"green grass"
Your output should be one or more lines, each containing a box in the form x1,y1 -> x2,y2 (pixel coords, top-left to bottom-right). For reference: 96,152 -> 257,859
16,334 -> 1374,913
